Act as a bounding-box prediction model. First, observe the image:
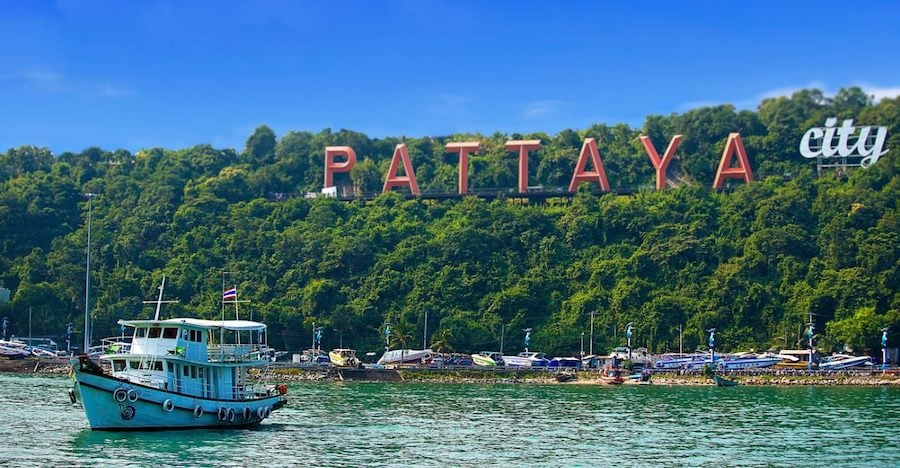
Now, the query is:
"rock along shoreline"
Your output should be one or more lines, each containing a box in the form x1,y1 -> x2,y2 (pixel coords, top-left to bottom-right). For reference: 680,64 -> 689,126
5,359 -> 898,386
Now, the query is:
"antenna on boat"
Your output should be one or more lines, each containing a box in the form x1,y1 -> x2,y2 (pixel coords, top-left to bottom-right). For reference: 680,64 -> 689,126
142,275 -> 179,320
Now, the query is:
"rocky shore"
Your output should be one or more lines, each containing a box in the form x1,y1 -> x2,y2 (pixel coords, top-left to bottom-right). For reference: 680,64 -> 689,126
5,359 -> 898,386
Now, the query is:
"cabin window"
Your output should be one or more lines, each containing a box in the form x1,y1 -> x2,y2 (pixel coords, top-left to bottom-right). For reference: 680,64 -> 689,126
198,367 -> 204,379
167,362 -> 174,372
135,328 -> 147,338
183,365 -> 189,376
153,361 -> 163,371
163,328 -> 178,339
148,327 -> 161,338
188,329 -> 203,342
113,360 -> 126,372
191,366 -> 197,379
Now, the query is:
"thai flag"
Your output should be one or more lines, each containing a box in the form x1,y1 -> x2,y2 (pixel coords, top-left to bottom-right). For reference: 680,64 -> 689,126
223,288 -> 237,300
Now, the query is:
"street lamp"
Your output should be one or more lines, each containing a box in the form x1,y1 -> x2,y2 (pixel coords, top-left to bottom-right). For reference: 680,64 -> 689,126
523,328 -> 532,353
580,332 -> 585,359
83,192 -> 97,354
626,322 -> 634,360
807,322 -> 814,371
882,328 -> 888,373
707,328 -> 716,365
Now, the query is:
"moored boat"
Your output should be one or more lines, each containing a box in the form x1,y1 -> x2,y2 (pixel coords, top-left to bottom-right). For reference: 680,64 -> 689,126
600,367 -> 624,385
713,373 -> 738,387
69,281 -> 287,430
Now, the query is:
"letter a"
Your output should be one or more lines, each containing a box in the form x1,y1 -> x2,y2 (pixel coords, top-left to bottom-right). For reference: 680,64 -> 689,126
446,142 -> 480,194
324,146 -> 357,189
568,138 -> 610,192
382,144 -> 420,195
639,135 -> 682,190
712,133 -> 753,189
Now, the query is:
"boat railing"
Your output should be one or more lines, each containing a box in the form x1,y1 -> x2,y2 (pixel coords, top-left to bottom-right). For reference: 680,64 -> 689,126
207,343 -> 267,362
98,337 -> 133,355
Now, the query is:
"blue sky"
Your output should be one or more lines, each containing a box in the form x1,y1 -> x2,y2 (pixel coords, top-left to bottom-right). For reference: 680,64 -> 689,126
2,1 -> 899,154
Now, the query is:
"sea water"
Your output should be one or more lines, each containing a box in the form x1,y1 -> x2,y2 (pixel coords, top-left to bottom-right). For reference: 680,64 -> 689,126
1,373 -> 897,466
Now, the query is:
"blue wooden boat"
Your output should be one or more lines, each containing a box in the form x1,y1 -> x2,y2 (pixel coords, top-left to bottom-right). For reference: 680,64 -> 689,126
70,280 -> 287,430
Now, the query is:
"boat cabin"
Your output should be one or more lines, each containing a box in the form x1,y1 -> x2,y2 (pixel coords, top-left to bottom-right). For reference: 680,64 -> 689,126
102,318 -> 268,401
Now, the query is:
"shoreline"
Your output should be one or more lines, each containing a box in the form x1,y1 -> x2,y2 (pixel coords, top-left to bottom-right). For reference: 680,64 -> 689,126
4,359 -> 898,386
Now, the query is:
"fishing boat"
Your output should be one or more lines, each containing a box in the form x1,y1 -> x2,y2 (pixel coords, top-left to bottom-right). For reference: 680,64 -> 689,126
69,279 -> 287,430
600,366 -> 624,385
328,348 -> 359,367
713,373 -> 738,387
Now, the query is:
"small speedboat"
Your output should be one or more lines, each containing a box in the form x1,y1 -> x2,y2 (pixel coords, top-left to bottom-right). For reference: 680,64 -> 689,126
329,348 -> 359,367
501,352 -> 550,368
472,353 -> 498,366
377,349 -> 433,366
819,354 -> 874,370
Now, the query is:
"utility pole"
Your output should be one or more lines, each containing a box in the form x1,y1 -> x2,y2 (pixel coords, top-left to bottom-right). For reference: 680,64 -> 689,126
82,192 -> 97,354
423,310 -> 428,350
679,324 -> 683,354
500,323 -> 505,355
589,310 -> 595,356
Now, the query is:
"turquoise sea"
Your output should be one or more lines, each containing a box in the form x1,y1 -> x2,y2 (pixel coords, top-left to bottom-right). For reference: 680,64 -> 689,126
1,373 -> 897,466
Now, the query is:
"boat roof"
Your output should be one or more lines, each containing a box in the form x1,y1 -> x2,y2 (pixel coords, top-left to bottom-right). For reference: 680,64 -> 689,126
118,318 -> 266,331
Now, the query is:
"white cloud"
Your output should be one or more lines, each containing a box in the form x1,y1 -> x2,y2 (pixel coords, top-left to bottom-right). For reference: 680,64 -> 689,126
521,100 -> 567,119
677,81 -> 900,112
0,67 -> 136,98
854,83 -> 900,102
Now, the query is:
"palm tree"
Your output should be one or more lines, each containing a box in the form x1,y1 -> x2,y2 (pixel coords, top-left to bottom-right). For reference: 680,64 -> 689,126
430,328 -> 455,353
390,316 -> 414,363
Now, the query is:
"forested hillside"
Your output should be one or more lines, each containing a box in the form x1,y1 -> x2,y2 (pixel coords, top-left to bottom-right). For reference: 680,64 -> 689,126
0,87 -> 897,356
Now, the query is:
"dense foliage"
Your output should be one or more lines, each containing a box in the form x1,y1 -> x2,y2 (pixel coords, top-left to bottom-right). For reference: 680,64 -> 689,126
0,87 -> 897,357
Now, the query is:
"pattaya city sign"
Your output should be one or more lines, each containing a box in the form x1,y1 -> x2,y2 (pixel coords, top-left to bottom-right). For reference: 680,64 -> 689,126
323,133 -> 754,195
799,118 -> 889,168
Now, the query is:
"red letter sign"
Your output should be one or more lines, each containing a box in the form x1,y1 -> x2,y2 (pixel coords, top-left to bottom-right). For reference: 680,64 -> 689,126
382,144 -> 420,195
505,140 -> 541,193
446,142 -> 480,194
324,146 -> 357,188
712,133 -> 753,189
639,135 -> 683,190
568,138 -> 610,192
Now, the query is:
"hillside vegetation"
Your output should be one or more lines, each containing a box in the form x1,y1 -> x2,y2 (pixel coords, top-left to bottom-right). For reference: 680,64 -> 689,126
0,87 -> 897,356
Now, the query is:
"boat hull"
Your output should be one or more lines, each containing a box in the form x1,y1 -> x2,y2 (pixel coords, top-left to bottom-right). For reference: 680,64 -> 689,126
73,366 -> 284,431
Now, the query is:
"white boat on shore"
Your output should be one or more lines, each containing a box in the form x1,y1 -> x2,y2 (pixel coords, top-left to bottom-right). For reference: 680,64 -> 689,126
377,349 -> 433,366
500,352 -> 550,368
819,354 -> 874,370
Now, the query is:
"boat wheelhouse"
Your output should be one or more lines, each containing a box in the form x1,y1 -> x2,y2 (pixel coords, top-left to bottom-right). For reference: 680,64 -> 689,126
70,316 -> 287,430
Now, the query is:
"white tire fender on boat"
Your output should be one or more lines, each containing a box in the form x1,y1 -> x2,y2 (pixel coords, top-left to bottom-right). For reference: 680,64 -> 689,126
226,408 -> 235,422
126,389 -> 138,402
162,399 -> 174,412
264,406 -> 271,418
194,406 -> 204,418
243,407 -> 252,420
257,406 -> 266,419
113,388 -> 127,402
218,407 -> 227,421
